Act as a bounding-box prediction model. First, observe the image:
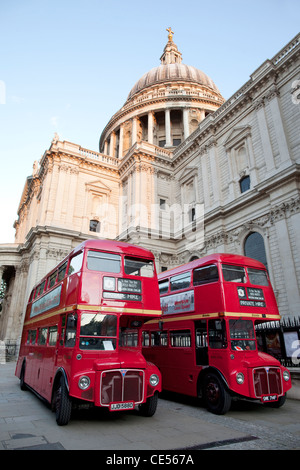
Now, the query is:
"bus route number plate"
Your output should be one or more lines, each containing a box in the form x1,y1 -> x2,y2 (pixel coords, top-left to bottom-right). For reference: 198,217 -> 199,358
110,402 -> 134,411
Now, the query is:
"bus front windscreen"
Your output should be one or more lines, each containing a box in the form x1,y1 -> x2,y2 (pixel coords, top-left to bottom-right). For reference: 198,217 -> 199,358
80,313 -> 117,350
229,319 -> 256,351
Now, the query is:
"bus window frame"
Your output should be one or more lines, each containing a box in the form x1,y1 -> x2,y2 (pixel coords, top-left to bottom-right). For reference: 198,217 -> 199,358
170,329 -> 192,348
170,272 -> 191,292
86,250 -> 121,273
38,327 -> 48,346
208,319 -> 227,349
221,264 -> 246,283
193,264 -> 219,286
48,325 -> 58,347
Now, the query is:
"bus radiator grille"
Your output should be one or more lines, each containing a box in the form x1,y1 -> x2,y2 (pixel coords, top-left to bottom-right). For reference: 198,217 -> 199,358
253,367 -> 282,397
101,370 -> 144,405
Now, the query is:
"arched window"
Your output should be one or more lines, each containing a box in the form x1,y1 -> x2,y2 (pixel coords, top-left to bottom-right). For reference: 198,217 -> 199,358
89,220 -> 100,233
244,232 -> 268,269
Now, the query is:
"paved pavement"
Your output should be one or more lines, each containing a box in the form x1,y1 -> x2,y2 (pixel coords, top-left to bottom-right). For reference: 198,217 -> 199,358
1,361 -> 300,452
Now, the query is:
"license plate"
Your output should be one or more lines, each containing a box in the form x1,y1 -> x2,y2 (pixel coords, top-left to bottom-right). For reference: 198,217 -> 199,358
261,394 -> 278,403
109,402 -> 134,411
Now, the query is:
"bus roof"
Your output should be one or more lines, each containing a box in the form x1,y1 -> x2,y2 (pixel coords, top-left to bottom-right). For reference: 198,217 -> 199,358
73,239 -> 155,259
158,253 -> 266,280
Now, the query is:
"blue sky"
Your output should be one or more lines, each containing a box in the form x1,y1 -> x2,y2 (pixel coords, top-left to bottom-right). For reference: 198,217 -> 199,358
0,0 -> 299,243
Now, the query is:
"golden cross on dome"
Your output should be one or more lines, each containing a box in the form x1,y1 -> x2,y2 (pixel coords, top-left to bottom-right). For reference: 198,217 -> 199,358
166,27 -> 174,41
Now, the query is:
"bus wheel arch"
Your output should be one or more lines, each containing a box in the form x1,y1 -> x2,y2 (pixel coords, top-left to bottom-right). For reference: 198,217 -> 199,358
198,368 -> 231,415
138,391 -> 158,417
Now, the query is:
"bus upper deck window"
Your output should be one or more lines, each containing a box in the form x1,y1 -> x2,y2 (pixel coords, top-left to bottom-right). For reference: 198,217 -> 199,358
193,265 -> 219,285
124,257 -> 154,277
58,261 -> 68,282
48,271 -> 57,288
247,268 -> 269,286
68,251 -> 84,275
222,265 -> 246,283
87,251 -> 121,273
159,279 -> 169,294
170,272 -> 191,291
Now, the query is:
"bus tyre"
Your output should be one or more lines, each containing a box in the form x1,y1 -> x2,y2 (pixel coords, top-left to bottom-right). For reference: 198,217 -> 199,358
55,376 -> 72,426
139,392 -> 158,417
203,372 -> 231,415
20,363 -> 27,391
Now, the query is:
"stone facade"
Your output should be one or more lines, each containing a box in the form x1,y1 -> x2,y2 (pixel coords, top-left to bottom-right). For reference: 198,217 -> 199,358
0,31 -> 299,354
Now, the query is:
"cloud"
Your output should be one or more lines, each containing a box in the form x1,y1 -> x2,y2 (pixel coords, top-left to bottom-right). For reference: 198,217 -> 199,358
50,116 -> 59,127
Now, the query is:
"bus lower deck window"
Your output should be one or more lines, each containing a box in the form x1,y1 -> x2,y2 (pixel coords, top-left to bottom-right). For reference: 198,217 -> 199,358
208,320 -> 227,349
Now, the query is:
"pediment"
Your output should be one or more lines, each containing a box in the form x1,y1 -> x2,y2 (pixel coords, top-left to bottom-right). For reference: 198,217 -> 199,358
178,166 -> 198,184
86,179 -> 112,194
224,126 -> 251,150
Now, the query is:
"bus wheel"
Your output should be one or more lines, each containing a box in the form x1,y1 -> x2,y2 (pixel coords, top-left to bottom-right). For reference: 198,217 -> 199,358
20,363 -> 27,391
203,372 -> 231,415
55,376 -> 72,426
139,392 -> 158,417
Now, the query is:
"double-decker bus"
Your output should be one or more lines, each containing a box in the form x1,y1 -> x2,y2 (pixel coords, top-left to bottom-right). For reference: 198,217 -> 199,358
142,253 -> 292,415
15,239 -> 162,425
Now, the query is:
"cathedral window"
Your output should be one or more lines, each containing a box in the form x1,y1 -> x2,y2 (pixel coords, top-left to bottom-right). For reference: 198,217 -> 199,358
244,232 -> 268,270
159,199 -> 166,210
239,175 -> 250,193
89,219 -> 100,233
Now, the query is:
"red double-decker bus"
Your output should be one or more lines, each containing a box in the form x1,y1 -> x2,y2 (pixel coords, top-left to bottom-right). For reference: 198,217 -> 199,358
142,253 -> 292,415
15,239 -> 162,425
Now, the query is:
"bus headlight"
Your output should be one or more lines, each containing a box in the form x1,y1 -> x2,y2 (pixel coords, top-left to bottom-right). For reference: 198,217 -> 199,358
283,370 -> 290,382
236,372 -> 244,384
149,374 -> 159,387
78,376 -> 91,390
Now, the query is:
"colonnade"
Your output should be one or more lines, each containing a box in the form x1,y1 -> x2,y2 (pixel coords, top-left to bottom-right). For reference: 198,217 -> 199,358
103,107 -> 206,158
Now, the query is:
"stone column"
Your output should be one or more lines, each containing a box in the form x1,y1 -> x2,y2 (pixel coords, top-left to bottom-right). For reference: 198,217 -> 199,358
183,108 -> 189,140
132,118 -> 137,145
165,109 -> 171,147
118,125 -> 124,158
266,88 -> 292,166
208,140 -> 221,206
254,99 -> 275,173
53,164 -> 67,224
109,132 -> 116,157
148,112 -> 154,144
200,150 -> 210,208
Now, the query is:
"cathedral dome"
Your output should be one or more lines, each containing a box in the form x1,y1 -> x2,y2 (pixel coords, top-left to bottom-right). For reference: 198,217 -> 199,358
127,63 -> 221,101
99,28 -> 224,155
126,27 -> 221,101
